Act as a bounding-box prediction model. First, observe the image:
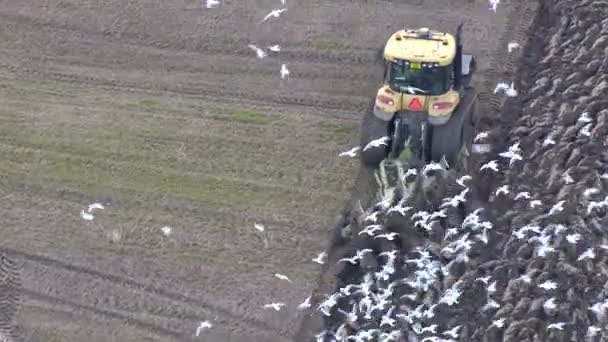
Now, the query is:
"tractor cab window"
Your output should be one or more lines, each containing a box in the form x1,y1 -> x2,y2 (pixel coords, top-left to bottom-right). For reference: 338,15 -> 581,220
387,61 -> 450,95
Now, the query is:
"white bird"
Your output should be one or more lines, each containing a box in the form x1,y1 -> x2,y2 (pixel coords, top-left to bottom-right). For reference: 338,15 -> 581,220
195,321 -> 213,336
441,325 -> 461,339
580,123 -> 592,137
297,296 -> 311,310
519,274 -> 533,283
161,226 -> 172,236
487,280 -> 497,294
280,63 -> 290,80
488,0 -> 500,12
388,204 -> 413,216
440,188 -> 469,208
380,306 -> 396,327
543,297 -> 557,311
495,185 -> 510,196
339,146 -> 360,158
312,251 -> 327,264
578,112 -> 593,123
374,232 -> 400,241
542,135 -> 556,147
267,44 -> 281,52
263,302 -> 286,311
492,318 -> 506,328
422,161 -> 445,177
494,81 -> 517,97
577,247 -> 595,261
529,199 -> 542,208
205,0 -> 220,9
274,273 -> 292,282
456,175 -> 472,187
80,210 -> 94,221
480,160 -> 499,172
247,44 -> 267,59
474,131 -> 489,142
587,326 -> 601,337
514,191 -> 531,200
475,275 -> 492,284
538,280 -> 557,291
379,330 -> 402,342
482,298 -> 501,311
87,202 -> 105,212
507,41 -> 520,53
583,188 -> 600,197
365,211 -> 380,223
363,136 -> 390,151
566,233 -> 581,244
403,85 -> 427,95
359,224 -> 383,236
262,8 -> 287,22
253,223 -> 265,232
547,322 -> 566,331
498,149 -> 523,167
562,170 -> 574,184
548,200 -> 565,215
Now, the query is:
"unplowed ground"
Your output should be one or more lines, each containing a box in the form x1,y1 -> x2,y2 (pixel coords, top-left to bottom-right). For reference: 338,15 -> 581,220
307,0 -> 608,341
0,0 -> 532,341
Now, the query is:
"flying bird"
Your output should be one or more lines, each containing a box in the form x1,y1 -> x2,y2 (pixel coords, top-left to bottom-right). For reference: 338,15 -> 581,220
339,146 -> 360,158
492,318 -> 506,328
262,8 -> 287,22
359,224 -> 383,236
456,175 -> 471,187
441,325 -> 461,339
263,302 -> 286,311
312,251 -> 327,264
422,161 -> 445,177
529,199 -> 542,208
548,200 -> 565,215
542,135 -> 556,147
538,280 -> 558,291
267,44 -> 281,52
274,273 -> 292,282
161,226 -> 172,236
507,41 -> 520,53
474,131 -> 489,142
566,233 -> 581,244
577,247 -> 595,261
280,63 -> 290,79
297,295 -> 311,310
205,0 -> 220,9
543,297 -> 557,311
580,123 -> 592,137
253,223 -> 265,232
562,170 -> 574,184
247,44 -> 267,59
514,191 -> 531,200
374,232 -> 400,241
583,188 -> 599,197
80,210 -> 94,221
363,136 -> 390,151
495,185 -> 509,196
494,81 -> 517,97
547,322 -> 566,331
480,160 -> 499,172
88,202 -> 105,212
195,321 -> 213,336
578,111 -> 592,123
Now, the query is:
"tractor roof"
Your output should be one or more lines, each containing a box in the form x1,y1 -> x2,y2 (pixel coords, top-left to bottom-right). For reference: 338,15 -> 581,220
383,28 -> 456,66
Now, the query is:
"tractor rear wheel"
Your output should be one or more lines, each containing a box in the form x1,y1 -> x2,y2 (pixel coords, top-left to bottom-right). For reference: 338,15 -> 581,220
430,98 -> 474,168
388,115 -> 409,159
360,106 -> 390,168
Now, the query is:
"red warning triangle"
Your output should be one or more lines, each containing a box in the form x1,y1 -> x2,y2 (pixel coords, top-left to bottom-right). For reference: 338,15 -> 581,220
408,98 -> 423,111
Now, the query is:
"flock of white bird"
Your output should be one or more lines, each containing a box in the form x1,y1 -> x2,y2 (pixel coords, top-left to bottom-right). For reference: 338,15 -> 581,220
74,0 -> 607,340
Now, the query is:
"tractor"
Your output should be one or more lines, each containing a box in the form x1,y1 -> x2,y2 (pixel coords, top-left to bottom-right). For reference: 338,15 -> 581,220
360,25 -> 479,171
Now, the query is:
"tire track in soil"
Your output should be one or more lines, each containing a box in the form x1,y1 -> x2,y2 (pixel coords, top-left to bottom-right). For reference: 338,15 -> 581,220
293,0 -> 540,340
0,247 -> 291,340
0,253 -> 21,342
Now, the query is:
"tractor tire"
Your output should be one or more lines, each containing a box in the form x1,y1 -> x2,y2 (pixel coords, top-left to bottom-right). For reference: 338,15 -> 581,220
388,115 -> 409,159
430,97 -> 475,167
360,106 -> 390,168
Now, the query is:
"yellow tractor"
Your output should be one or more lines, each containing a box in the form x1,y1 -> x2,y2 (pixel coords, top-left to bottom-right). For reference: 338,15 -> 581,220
360,25 -> 479,170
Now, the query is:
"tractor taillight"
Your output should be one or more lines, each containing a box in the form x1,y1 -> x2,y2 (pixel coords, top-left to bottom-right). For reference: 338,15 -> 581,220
377,95 -> 394,106
432,102 -> 453,110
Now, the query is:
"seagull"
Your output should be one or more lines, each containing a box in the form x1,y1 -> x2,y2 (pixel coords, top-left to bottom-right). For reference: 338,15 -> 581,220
474,131 -> 489,142
488,0 -> 500,12
205,0 -> 220,9
480,160 -> 499,172
80,210 -> 94,221
441,188 -> 469,208
374,232 -> 400,241
578,112 -> 593,123
88,203 -> 105,212
312,251 -> 327,264
566,233 -> 581,244
247,44 -> 267,59
475,275 -> 492,284
583,188 -> 600,197
492,318 -> 506,328
274,273 -> 292,282
542,135 -> 556,147
267,44 -> 281,52
365,211 -> 380,223
547,322 -> 566,331
380,306 -> 397,327
494,81 -> 517,97
580,123 -> 592,137
422,161 -> 445,177
514,191 -> 531,200
403,85 -> 427,95
538,280 -> 557,291
529,199 -> 542,208
363,136 -> 390,151
388,204 -> 413,216
441,325 -> 461,339
487,280 -> 497,294
507,41 -> 520,53
253,223 -> 265,232
498,149 -> 523,167
562,170 -> 574,184
543,297 -> 557,311
161,226 -> 172,236
339,146 -> 360,158
262,8 -> 287,22
359,224 -> 383,236
587,326 -> 601,337
548,200 -> 565,215
280,63 -> 290,80
577,247 -> 595,261
495,185 -> 509,196
263,302 -> 286,311
297,296 -> 311,310
456,175 -> 472,187
195,321 -> 213,336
